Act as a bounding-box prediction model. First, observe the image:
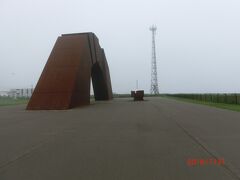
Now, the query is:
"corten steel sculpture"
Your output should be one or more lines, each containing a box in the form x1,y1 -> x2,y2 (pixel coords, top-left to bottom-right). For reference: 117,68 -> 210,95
27,33 -> 112,110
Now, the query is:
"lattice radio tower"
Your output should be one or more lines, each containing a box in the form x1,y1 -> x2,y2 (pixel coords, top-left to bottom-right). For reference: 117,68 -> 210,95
150,25 -> 159,94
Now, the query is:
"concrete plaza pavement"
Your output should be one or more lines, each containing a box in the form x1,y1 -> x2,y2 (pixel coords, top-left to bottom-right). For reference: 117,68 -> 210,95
0,97 -> 240,180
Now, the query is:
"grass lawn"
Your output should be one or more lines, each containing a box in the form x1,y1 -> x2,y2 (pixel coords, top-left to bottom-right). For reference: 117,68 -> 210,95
165,96 -> 240,112
0,97 -> 29,106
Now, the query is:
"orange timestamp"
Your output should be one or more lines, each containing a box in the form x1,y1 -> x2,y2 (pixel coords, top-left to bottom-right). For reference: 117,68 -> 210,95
186,158 -> 225,166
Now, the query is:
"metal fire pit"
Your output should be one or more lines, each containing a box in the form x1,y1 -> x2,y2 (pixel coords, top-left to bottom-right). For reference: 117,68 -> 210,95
131,90 -> 144,101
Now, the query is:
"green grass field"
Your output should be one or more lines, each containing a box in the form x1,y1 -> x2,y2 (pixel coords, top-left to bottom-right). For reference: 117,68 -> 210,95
165,96 -> 240,112
0,97 -> 29,106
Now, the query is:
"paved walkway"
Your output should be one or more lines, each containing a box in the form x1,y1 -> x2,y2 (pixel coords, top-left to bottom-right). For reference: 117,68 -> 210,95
0,97 -> 240,180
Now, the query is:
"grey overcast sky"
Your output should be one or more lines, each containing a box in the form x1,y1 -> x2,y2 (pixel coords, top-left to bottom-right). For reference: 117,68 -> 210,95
0,0 -> 239,93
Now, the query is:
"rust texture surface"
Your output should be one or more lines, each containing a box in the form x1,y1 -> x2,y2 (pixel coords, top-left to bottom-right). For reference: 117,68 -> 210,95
27,33 -> 112,110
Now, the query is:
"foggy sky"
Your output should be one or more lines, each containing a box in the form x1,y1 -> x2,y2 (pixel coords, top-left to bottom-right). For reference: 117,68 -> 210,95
0,0 -> 240,93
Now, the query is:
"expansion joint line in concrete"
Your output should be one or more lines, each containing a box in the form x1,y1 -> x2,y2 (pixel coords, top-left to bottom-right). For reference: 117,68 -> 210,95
150,102 -> 240,180
174,121 -> 240,180
0,137 -> 55,174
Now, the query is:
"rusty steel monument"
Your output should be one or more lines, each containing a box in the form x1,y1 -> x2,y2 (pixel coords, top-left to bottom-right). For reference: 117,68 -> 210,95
27,33 -> 113,110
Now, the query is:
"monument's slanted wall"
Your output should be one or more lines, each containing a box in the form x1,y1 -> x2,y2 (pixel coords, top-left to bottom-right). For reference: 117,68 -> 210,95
27,33 -> 112,110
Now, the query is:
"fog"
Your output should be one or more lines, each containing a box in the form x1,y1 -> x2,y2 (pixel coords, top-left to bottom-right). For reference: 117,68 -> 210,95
0,0 -> 240,93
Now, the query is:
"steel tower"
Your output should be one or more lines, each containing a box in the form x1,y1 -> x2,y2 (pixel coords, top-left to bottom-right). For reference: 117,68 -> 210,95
150,25 -> 159,94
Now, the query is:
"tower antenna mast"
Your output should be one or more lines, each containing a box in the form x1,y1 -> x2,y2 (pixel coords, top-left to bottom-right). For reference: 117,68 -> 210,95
150,25 -> 159,95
